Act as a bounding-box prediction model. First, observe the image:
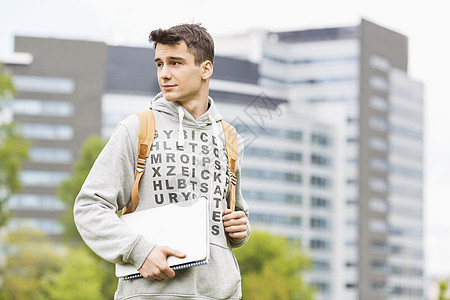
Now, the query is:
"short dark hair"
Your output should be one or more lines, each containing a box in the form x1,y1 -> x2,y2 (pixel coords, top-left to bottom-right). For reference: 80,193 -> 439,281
149,23 -> 215,65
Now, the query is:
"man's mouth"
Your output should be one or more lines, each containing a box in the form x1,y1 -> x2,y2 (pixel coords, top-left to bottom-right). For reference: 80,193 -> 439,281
162,84 -> 176,90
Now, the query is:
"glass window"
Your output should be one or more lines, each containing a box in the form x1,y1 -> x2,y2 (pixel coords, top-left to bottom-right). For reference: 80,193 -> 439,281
370,75 -> 389,92
8,217 -> 63,235
285,129 -> 303,141
311,153 -> 331,166
390,164 -> 422,179
8,194 -> 65,211
371,282 -> 387,293
312,259 -> 330,271
347,116 -> 358,123
263,53 -> 357,65
346,178 -> 358,185
250,213 -> 301,226
12,98 -> 74,117
21,170 -> 70,187
242,190 -> 302,205
311,196 -> 330,208
311,281 -> 330,294
242,168 -> 302,184
370,177 -> 388,192
310,239 -> 330,250
390,185 -> 422,198
346,261 -> 357,268
346,219 -> 357,227
370,95 -> 388,111
310,217 -> 330,229
371,260 -> 389,273
245,147 -> 302,162
346,199 -> 357,206
369,55 -> 390,72
21,123 -> 73,140
369,218 -> 387,233
369,198 -> 388,212
390,204 -> 422,217
370,137 -> 388,152
389,225 -> 422,238
390,124 -> 422,140
370,157 -> 388,172
311,133 -> 331,146
13,75 -> 75,94
391,246 -> 423,259
30,147 -> 73,164
390,103 -> 422,121
370,116 -> 388,132
371,241 -> 389,253
310,176 -> 331,187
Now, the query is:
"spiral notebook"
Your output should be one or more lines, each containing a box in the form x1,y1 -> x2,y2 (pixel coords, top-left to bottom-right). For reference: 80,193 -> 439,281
115,197 -> 210,280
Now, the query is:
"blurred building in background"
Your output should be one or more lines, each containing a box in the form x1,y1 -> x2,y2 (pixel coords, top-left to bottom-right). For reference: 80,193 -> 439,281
1,18 -> 423,300
3,37 -> 105,236
217,18 -> 424,300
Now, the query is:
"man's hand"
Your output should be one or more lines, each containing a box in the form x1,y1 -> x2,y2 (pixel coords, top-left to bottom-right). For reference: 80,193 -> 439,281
138,245 -> 186,280
223,209 -> 248,242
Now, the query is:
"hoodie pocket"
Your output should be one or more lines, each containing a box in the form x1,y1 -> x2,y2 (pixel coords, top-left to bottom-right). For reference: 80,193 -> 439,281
196,242 -> 242,299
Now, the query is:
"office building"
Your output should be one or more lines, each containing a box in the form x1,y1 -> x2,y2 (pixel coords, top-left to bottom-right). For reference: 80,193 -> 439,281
3,37 -> 105,236
216,18 -> 424,300
2,18 -> 424,300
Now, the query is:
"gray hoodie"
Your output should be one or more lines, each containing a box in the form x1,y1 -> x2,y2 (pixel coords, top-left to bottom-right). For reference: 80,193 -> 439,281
74,93 -> 250,299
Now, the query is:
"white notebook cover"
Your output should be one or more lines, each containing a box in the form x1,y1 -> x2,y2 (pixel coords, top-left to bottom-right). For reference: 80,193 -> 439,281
115,197 -> 210,278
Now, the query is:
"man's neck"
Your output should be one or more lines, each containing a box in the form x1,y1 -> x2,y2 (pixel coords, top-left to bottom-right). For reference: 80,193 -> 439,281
180,96 -> 209,120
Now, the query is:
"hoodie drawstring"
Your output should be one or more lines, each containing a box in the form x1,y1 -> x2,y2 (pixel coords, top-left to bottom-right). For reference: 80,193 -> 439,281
177,106 -> 185,147
209,114 -> 219,137
209,114 -> 223,151
177,105 -> 222,150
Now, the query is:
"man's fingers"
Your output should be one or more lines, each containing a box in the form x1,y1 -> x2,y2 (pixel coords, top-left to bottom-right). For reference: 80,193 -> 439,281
146,264 -> 175,280
163,246 -> 186,259
160,266 -> 175,279
224,224 -> 247,233
223,216 -> 247,227
228,231 -> 248,240
139,245 -> 185,280
222,211 -> 245,221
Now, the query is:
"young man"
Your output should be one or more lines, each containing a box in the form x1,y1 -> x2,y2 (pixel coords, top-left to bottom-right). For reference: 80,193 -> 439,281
74,24 -> 250,299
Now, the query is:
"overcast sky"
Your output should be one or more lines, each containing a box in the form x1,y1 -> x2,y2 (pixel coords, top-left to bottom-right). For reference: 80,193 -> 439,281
1,0 -> 449,278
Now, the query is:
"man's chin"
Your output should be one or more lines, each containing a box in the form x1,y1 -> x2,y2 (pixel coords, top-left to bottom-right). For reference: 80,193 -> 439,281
162,92 -> 177,102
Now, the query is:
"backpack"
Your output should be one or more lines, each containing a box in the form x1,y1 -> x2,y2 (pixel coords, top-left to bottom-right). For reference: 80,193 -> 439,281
123,109 -> 239,215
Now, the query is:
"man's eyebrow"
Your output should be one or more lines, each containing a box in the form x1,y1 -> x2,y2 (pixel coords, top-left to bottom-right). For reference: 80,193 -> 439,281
154,56 -> 187,63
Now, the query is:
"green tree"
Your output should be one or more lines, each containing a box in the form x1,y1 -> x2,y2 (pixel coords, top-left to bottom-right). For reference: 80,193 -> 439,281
57,135 -> 106,244
0,63 -> 30,227
0,229 -> 61,300
439,280 -> 450,300
234,230 -> 315,300
41,247 -> 105,300
57,135 -> 117,298
0,228 -> 105,300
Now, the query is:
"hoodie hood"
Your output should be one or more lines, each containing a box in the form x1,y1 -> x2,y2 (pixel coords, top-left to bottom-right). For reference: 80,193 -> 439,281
150,92 -> 223,126
150,92 -> 224,147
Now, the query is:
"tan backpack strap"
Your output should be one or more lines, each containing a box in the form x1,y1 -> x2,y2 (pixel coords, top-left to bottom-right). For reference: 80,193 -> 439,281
123,109 -> 155,215
221,120 -> 238,212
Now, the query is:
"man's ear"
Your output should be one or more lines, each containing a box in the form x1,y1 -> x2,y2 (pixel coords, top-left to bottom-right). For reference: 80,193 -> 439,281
201,60 -> 213,80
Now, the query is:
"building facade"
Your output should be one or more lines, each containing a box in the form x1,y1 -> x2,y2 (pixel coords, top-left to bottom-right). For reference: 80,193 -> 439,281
4,36 -> 105,236
2,18 -> 424,300
216,19 -> 424,300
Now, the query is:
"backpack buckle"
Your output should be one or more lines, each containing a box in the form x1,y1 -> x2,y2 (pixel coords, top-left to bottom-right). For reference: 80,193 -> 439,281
137,158 -> 146,172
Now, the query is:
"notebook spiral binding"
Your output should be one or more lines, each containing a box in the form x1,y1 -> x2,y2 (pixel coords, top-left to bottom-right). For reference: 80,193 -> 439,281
123,260 -> 208,280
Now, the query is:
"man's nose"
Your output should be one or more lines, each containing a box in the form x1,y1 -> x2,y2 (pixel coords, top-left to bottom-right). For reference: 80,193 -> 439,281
159,65 -> 171,79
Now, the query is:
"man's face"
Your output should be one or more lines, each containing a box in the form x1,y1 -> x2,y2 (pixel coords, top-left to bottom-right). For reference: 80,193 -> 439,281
154,41 -> 204,103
